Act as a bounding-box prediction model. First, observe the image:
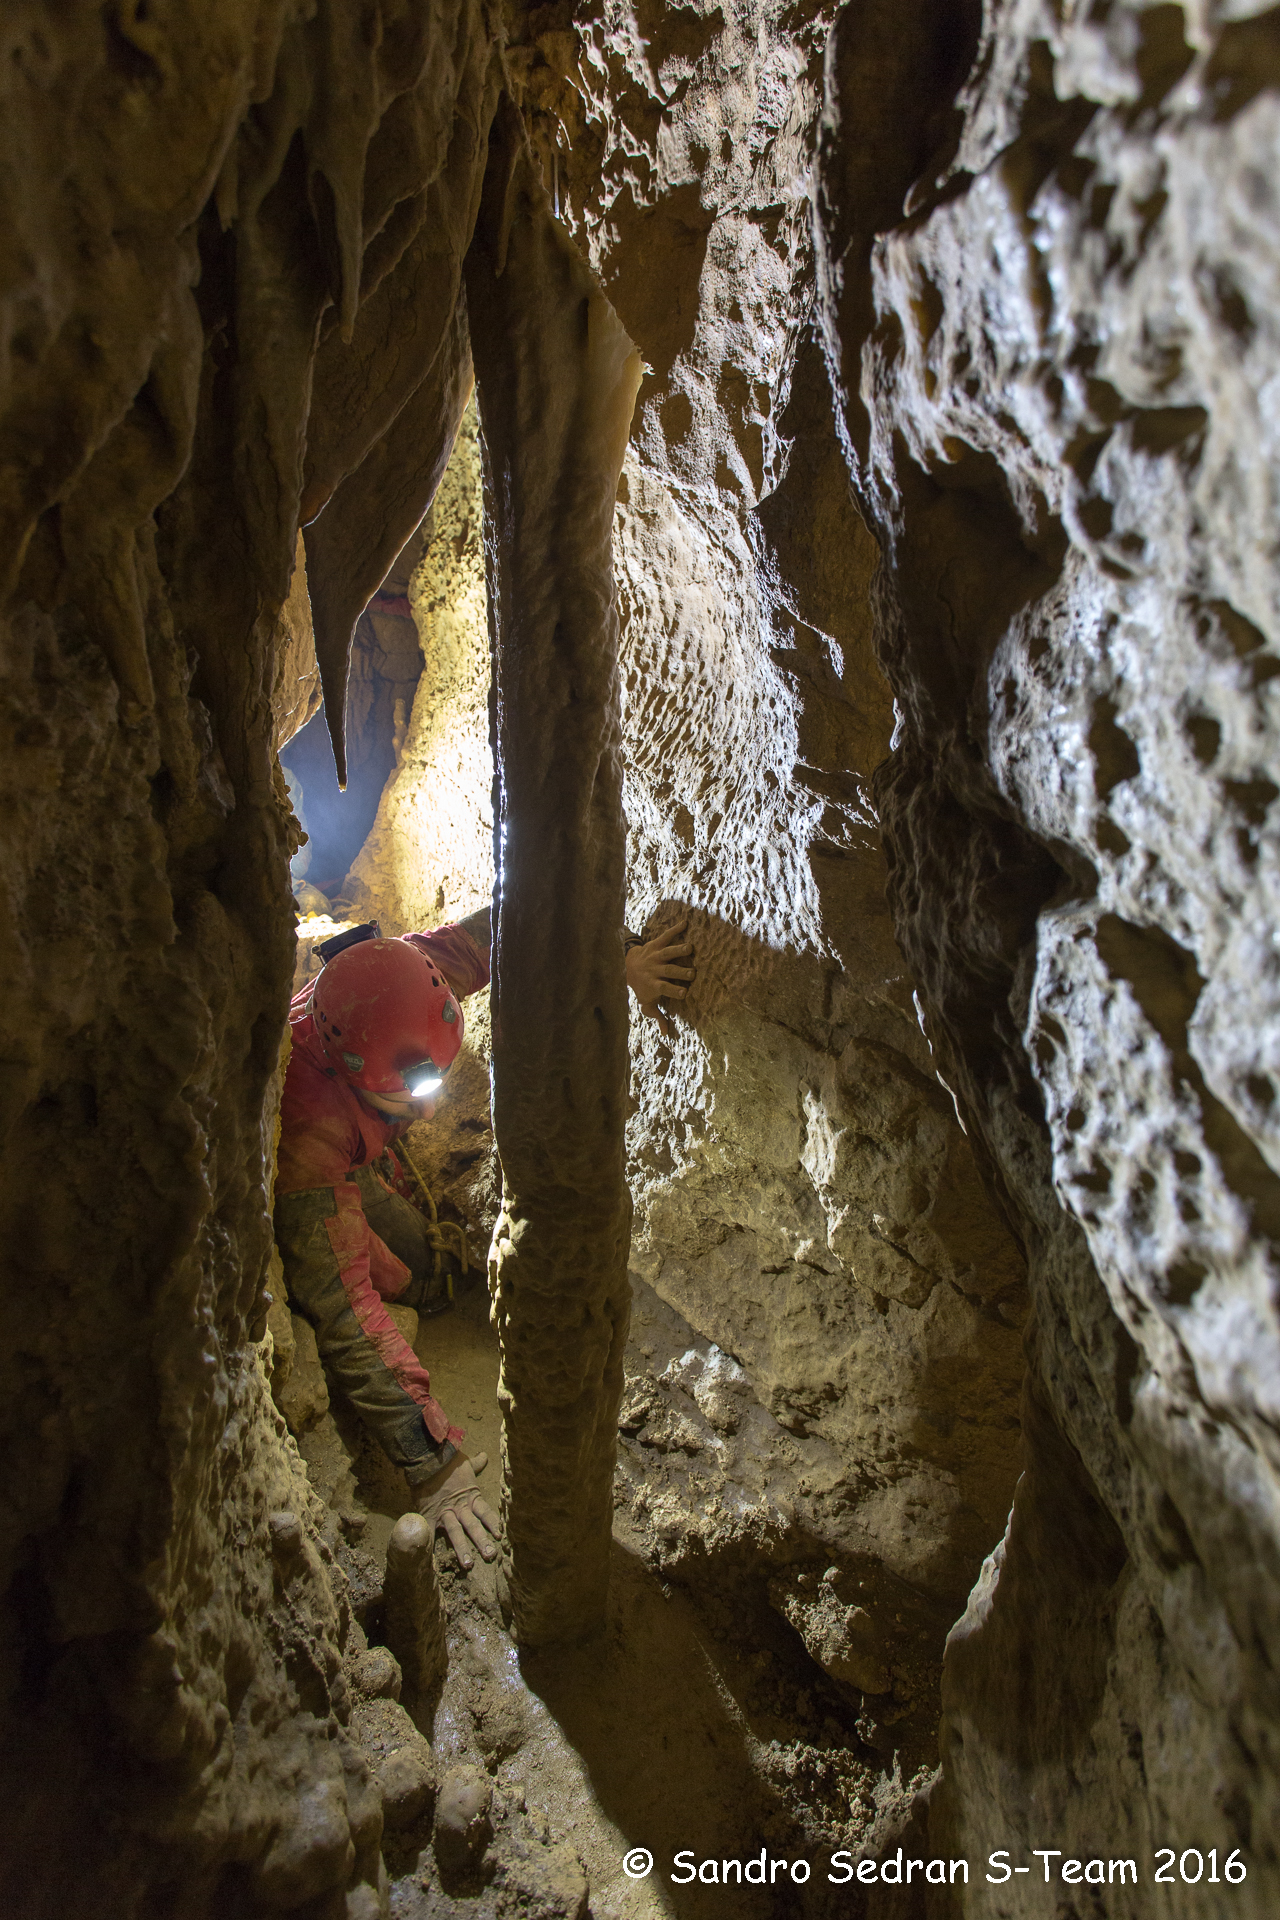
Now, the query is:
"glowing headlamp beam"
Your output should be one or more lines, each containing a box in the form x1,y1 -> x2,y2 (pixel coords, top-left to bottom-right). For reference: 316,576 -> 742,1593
405,1064 -> 444,1098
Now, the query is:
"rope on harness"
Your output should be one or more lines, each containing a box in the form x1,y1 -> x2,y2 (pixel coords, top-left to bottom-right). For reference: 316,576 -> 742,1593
394,1141 -> 470,1301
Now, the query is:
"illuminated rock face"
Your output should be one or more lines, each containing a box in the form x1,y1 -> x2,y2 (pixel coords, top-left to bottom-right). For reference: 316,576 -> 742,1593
817,0 -> 1280,1899
337,4 -> 1029,1624
542,1 -> 1029,1610
344,407 -> 499,1250
345,403 -> 492,944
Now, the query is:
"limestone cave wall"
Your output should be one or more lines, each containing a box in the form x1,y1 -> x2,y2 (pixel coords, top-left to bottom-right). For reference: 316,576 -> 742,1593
5,0 -> 1280,1913
0,4 -> 504,1912
336,0 -> 1032,1634
544,0 -> 1030,1621
815,0 -> 1280,1906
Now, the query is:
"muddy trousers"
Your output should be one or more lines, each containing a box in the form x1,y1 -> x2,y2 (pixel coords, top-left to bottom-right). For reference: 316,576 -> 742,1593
273,1171 -> 457,1484
349,1163 -> 456,1306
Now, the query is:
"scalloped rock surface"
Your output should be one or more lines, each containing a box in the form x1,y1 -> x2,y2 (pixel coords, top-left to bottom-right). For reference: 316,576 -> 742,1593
816,0 -> 1280,1904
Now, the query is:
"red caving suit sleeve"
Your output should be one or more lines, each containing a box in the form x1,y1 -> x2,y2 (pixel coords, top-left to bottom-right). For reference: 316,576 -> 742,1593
403,910 -> 491,1002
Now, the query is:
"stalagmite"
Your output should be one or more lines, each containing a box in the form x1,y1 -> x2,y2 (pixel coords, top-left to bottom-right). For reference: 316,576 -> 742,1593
432,1767 -> 494,1888
382,1512 -> 448,1702
464,103 -> 643,1645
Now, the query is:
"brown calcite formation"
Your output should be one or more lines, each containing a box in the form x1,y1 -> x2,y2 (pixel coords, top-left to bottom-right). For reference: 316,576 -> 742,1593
270,533 -> 322,750
817,0 -> 1280,1900
0,4 -> 505,1912
297,2 -> 501,783
382,1511 -> 448,1703
465,105 -> 643,1646
303,302 -> 476,786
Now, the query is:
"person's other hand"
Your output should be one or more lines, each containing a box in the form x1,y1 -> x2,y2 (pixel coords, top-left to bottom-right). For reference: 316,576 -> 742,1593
415,1450 -> 501,1570
625,922 -> 695,1038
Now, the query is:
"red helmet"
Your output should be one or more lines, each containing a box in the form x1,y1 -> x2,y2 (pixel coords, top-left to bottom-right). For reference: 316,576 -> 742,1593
309,937 -> 463,1096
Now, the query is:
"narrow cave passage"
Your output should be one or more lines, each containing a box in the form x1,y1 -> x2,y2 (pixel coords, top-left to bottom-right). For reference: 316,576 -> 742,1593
270,285 -> 957,1920
5,5 -> 1280,1919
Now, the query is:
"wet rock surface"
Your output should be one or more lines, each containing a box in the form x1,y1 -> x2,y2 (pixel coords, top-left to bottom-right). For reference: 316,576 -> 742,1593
333,1286 -> 938,1920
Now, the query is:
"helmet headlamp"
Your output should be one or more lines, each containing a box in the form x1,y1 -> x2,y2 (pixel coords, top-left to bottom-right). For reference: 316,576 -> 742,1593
404,1061 -> 445,1099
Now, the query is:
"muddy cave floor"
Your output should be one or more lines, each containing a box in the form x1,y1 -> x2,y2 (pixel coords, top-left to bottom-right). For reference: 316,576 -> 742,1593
297,1277 -> 946,1918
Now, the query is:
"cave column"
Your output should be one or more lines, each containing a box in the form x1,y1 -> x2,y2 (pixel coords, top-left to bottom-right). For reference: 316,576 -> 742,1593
463,106 -> 642,1646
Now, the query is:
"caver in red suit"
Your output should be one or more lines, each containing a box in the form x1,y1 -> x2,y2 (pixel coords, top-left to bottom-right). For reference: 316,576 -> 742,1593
273,911 -> 490,1487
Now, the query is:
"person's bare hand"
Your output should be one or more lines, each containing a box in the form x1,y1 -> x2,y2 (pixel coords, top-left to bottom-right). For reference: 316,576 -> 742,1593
415,1450 -> 500,1570
626,922 -> 695,1038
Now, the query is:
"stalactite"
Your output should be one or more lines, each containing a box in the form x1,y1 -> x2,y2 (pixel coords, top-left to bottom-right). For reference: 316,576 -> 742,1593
301,8 -> 502,783
465,100 -> 643,1646
303,300 -> 476,787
